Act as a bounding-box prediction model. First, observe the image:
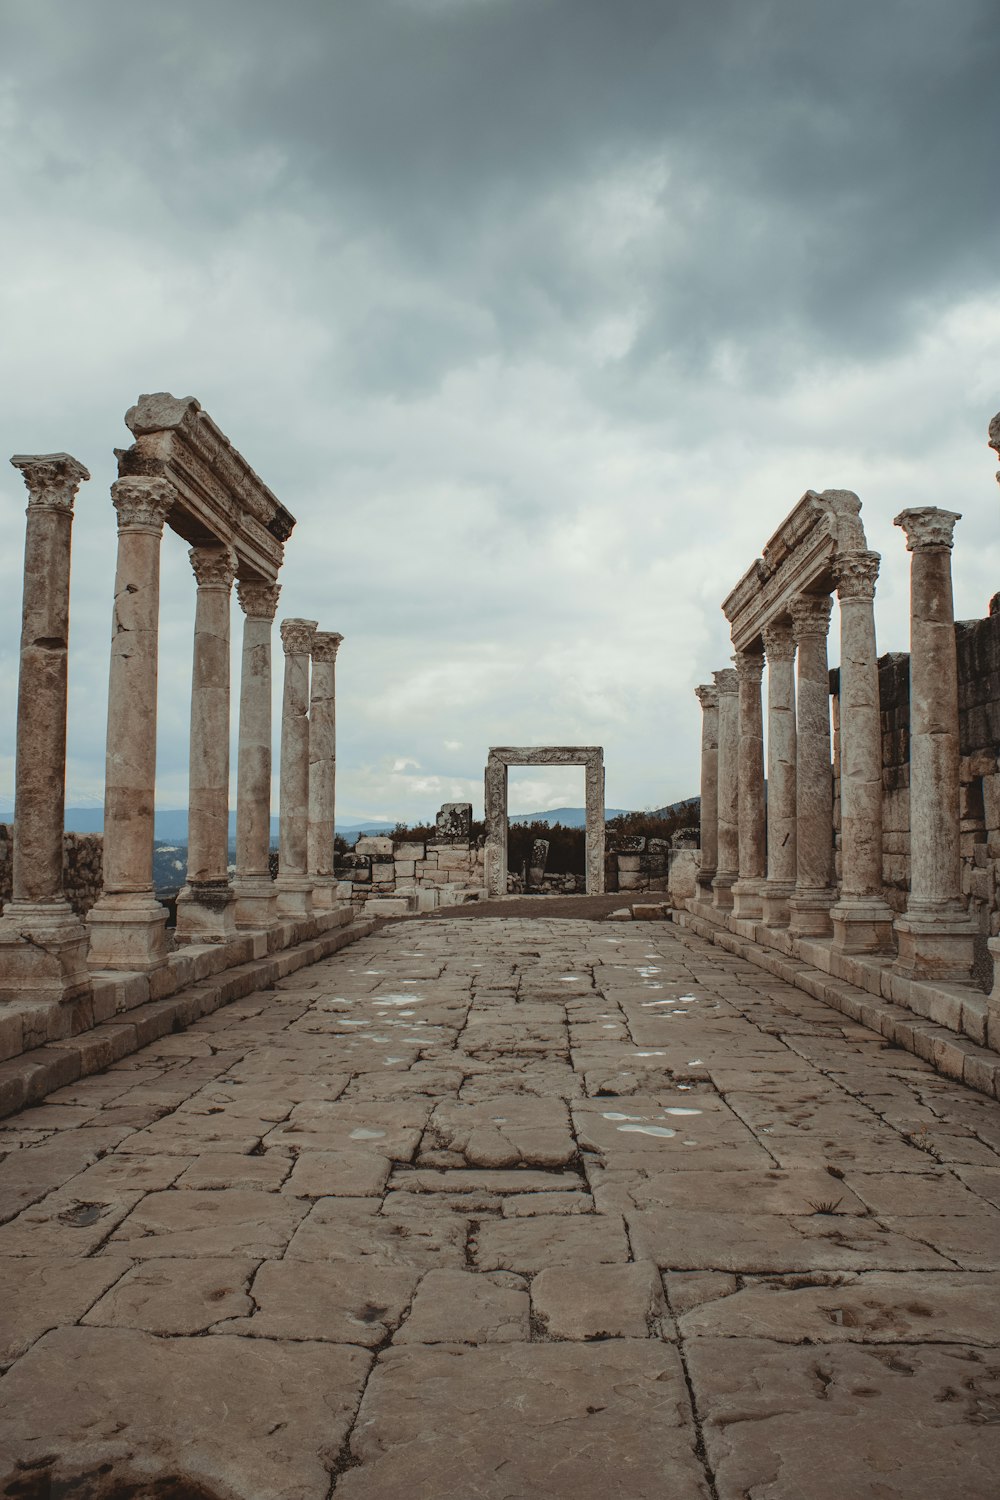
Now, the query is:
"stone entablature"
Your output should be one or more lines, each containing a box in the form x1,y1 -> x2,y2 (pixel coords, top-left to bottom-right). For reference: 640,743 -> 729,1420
485,747 -> 605,898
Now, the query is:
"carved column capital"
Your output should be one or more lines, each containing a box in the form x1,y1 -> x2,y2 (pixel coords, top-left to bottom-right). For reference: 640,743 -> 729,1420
189,545 -> 237,590
789,593 -> 833,640
834,549 -> 881,601
236,580 -> 281,620
694,683 -> 719,710
311,631 -> 344,664
10,452 -> 90,513
110,476 -> 175,535
989,410 -> 1000,484
280,617 -> 318,656
894,506 -> 961,551
733,649 -> 764,684
713,667 -> 739,695
761,620 -> 795,660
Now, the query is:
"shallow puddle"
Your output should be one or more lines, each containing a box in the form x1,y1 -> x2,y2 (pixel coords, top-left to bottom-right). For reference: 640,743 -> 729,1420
617,1124 -> 676,1138
350,1127 -> 387,1140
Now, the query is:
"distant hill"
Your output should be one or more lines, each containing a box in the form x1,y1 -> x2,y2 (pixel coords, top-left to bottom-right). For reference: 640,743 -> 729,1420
509,807 -> 632,828
55,808 -> 396,839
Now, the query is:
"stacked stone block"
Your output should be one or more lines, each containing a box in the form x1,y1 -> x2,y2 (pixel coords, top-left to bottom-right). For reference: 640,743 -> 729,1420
0,828 -> 103,920
336,807 -> 486,913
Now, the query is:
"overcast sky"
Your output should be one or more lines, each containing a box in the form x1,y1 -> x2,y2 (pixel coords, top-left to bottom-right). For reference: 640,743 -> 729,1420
1,0 -> 997,825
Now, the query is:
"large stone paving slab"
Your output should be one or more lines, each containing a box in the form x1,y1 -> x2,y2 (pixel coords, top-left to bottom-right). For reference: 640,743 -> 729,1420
336,1342 -> 710,1500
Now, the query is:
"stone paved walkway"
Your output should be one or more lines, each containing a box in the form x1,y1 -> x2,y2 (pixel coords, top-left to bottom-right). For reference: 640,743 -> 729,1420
1,915 -> 999,1499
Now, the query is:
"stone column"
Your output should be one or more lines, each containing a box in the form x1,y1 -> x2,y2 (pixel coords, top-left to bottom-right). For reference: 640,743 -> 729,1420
484,753 -> 508,898
0,454 -> 91,1004
276,617 -> 317,918
761,620 -> 797,927
232,581 -> 280,929
584,752 -> 606,895
694,684 -> 719,897
87,478 -> 175,971
175,545 -> 238,944
711,667 -> 739,910
892,508 -> 976,980
732,649 -> 766,920
308,630 -> 344,910
788,594 -> 836,937
829,550 -> 895,953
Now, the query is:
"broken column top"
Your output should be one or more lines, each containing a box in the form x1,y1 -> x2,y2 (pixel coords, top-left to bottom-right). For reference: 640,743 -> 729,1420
116,393 -> 296,583
434,802 -> 473,843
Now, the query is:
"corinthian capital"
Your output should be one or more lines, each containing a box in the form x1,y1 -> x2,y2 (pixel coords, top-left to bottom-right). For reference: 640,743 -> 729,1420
989,410 -> 1000,481
236,580 -> 281,620
110,476 -> 175,534
280,617 -> 318,655
733,649 -> 764,684
713,667 -> 739,695
190,545 -> 237,590
694,683 -> 719,710
761,620 -> 795,661
312,631 -> 344,664
834,549 -> 880,601
789,593 -> 833,639
893,506 -> 961,552
10,452 -> 91,513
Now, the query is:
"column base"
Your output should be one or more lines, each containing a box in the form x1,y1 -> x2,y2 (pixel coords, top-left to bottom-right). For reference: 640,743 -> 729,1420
232,875 -> 278,930
830,896 -> 896,955
86,893 -> 168,973
0,901 -> 91,1004
731,878 -> 764,920
711,871 -> 736,911
276,874 -> 314,918
309,876 -> 340,911
892,907 -> 977,983
788,889 -> 836,937
175,880 -> 237,944
762,881 -> 795,928
696,868 -> 716,895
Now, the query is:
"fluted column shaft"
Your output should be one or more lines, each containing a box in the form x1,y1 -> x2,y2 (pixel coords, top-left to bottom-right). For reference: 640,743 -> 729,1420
233,581 -> 280,928
176,546 -> 237,943
762,621 -> 796,927
86,477 -> 175,971
788,593 -> 835,937
892,508 -> 975,979
829,550 -> 895,952
732,650 -> 766,919
712,668 -> 739,910
308,631 -> 343,909
277,617 -> 317,917
694,684 -> 719,894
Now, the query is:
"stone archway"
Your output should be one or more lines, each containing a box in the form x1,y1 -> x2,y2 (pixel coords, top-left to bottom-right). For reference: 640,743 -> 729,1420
484,746 -> 605,898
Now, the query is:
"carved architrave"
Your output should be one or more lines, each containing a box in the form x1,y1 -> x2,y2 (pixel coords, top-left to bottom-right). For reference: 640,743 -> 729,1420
280,617 -> 318,656
190,545 -> 238,590
311,631 -> 344,664
894,507 -> 961,552
116,393 -> 296,583
236,580 -> 281,620
835,549 -> 880,601
110,476 -> 176,535
10,453 -> 90,513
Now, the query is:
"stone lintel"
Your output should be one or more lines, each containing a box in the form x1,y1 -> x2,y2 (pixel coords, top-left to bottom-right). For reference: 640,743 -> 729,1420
489,747 -> 603,768
116,393 -> 296,584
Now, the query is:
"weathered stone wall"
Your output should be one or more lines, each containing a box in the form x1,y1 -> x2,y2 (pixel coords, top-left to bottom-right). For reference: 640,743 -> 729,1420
0,825 -> 104,918
831,611 -> 1000,960
335,806 -> 485,914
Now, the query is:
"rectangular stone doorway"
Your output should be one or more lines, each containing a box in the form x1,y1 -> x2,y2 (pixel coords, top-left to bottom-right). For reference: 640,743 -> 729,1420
484,747 -> 605,898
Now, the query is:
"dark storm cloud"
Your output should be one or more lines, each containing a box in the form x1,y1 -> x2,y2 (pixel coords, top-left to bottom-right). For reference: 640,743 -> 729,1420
6,0 -> 999,388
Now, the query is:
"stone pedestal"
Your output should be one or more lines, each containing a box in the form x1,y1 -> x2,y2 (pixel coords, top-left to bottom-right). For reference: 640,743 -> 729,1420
233,581 -> 280,929
87,478 -> 174,972
307,631 -> 344,911
830,550 -> 896,954
276,618 -> 317,917
711,668 -> 739,910
732,650 -> 766,919
0,454 -> 91,1003
176,546 -> 238,944
788,594 -> 836,937
761,621 -> 796,927
694,684 -> 719,896
892,508 -> 976,980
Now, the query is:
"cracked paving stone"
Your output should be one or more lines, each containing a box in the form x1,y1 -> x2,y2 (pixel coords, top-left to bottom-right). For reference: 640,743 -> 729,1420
532,1261 -> 671,1340
475,1213 -> 630,1273
82,1257 -> 257,1333
395,1268 -> 530,1344
424,1095 -> 575,1168
285,1197 -> 467,1266
105,1188 -> 308,1259
0,1327 -> 371,1500
686,1338 -> 1000,1500
282,1148 -> 393,1197
0,1257 -> 133,1365
220,1259 -> 420,1345
335,1342 -> 710,1500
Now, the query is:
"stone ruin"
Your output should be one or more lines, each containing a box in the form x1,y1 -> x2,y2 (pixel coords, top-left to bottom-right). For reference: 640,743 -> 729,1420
681,418 -> 1000,1086
485,746 -> 606,897
334,803 -> 485,915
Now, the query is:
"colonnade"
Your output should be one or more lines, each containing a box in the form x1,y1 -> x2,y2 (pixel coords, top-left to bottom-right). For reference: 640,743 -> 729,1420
695,507 -> 977,984
1,445 -> 346,994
